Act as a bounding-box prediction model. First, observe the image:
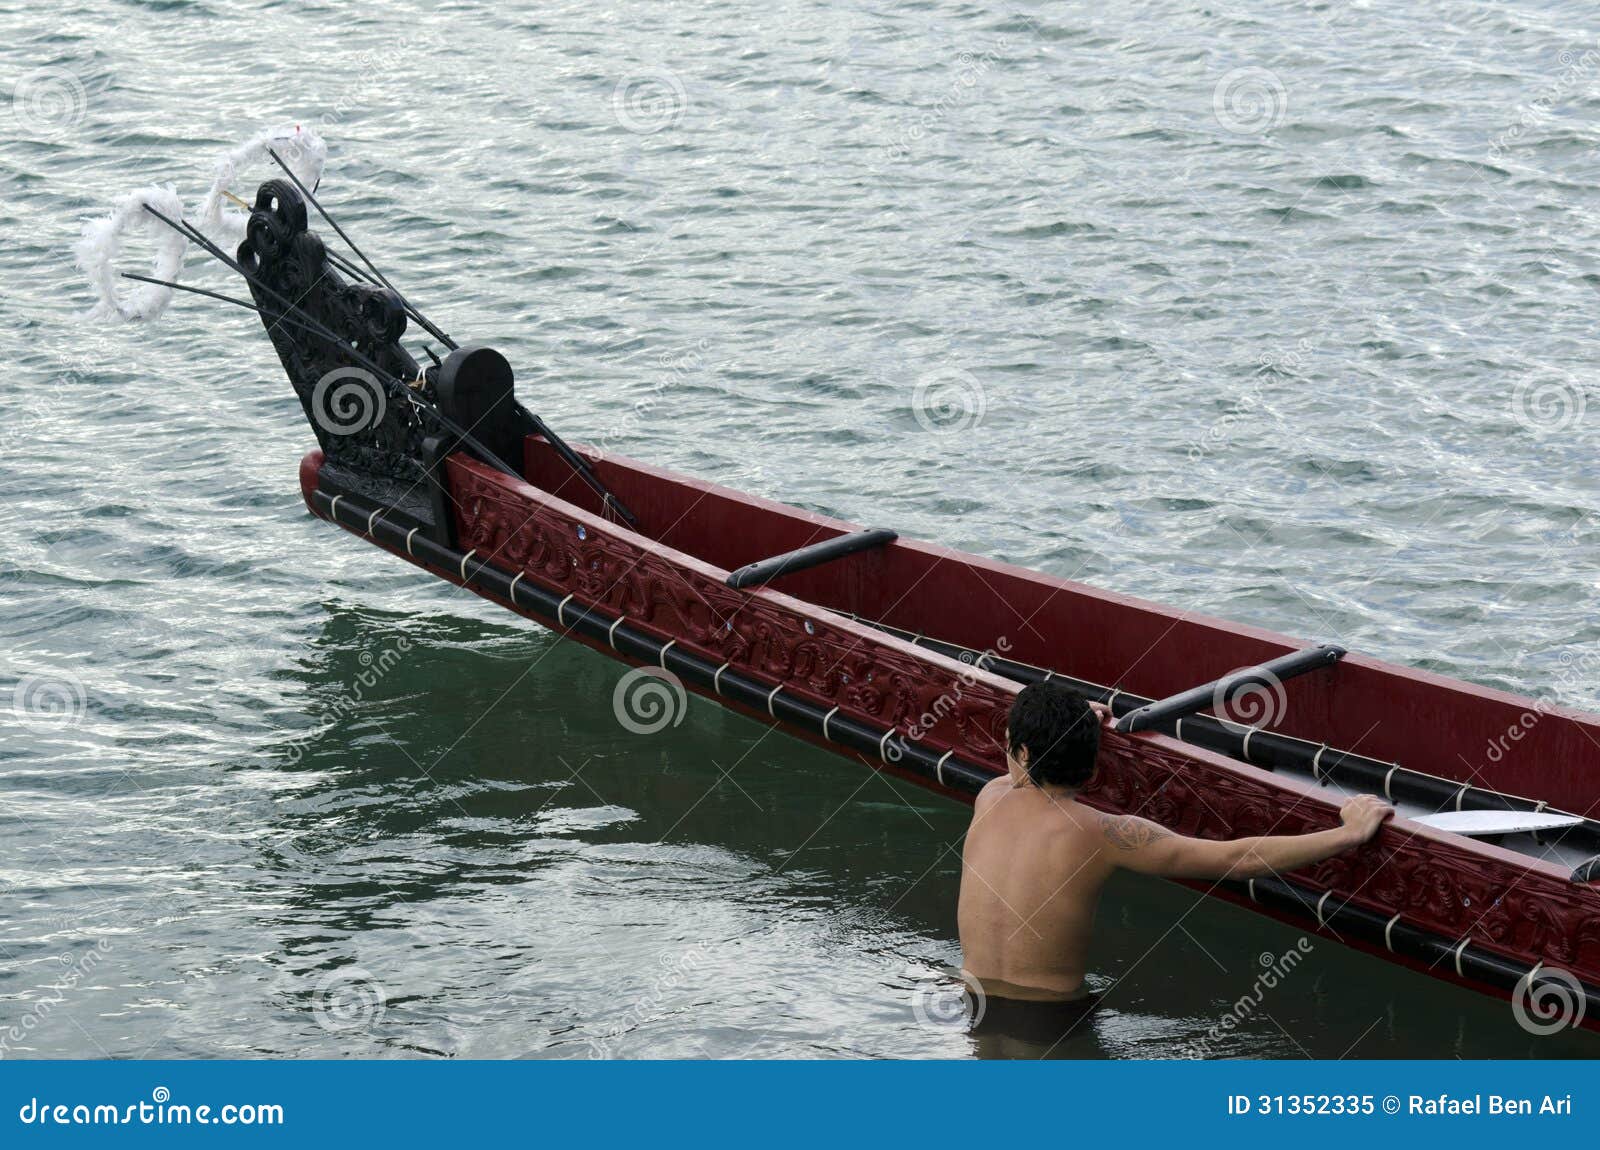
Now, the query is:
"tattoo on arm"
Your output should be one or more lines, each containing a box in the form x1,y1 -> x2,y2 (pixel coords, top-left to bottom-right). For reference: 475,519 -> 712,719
1099,813 -> 1174,851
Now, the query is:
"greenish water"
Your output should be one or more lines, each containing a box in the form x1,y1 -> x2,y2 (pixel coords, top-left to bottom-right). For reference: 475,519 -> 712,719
1,0 -> 1597,1058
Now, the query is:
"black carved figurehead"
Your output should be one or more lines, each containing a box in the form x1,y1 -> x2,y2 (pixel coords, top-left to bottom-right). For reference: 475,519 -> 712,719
237,179 -> 441,519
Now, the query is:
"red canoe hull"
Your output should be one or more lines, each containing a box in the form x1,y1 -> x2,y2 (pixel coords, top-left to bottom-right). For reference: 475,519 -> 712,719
298,442 -> 1600,1031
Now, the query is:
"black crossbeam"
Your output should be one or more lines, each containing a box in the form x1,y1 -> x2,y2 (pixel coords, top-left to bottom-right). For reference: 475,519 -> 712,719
1114,643 -> 1346,733
726,528 -> 898,590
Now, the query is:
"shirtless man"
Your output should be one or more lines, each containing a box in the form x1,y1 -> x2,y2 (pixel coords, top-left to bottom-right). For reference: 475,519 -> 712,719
958,680 -> 1393,1007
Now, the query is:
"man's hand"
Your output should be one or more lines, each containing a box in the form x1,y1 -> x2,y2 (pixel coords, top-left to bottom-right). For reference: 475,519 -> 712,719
1338,795 -> 1394,845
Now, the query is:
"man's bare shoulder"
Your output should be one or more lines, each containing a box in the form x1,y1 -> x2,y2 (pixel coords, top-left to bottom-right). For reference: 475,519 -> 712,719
1093,810 -> 1175,850
974,774 -> 1011,808
1049,797 -> 1116,838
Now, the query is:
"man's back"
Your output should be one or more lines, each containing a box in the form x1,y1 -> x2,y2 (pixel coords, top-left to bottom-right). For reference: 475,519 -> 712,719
955,682 -> 1394,1010
958,777 -> 1110,1000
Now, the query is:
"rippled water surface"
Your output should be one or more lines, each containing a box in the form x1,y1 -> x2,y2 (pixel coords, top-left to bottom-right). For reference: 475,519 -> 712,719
3,0 -> 1599,1058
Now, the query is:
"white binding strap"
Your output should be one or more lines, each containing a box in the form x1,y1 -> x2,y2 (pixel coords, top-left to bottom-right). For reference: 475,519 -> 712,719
1313,744 -> 1328,782
821,706 -> 840,741
508,572 -> 524,602
1246,879 -> 1257,903
878,729 -> 895,762
459,549 -> 477,582
608,616 -> 625,649
1384,913 -> 1401,953
556,593 -> 574,626
1454,936 -> 1471,977
1315,890 -> 1332,928
1175,718 -> 1184,741
1383,764 -> 1398,802
1107,689 -> 1120,711
1241,728 -> 1256,761
328,494 -> 342,521
366,508 -> 380,536
713,663 -> 731,696
1455,785 -> 1468,812
766,684 -> 782,717
1526,960 -> 1544,988
1043,670 -> 1054,681
936,750 -> 953,786
658,639 -> 676,670
405,527 -> 419,556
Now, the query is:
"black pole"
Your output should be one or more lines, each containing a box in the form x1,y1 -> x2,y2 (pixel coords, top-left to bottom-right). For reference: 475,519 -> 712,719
523,409 -> 639,529
1114,644 -> 1346,733
264,147 -> 458,351
726,528 -> 898,589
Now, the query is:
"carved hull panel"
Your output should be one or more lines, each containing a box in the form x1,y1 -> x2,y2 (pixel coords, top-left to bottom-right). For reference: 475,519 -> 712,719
300,447 -> 1600,1030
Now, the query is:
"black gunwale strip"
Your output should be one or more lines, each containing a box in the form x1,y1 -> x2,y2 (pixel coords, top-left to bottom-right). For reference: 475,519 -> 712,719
312,489 -> 989,796
311,488 -> 1600,1017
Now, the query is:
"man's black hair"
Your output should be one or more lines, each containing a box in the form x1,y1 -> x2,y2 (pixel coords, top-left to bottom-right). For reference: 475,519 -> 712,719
1006,681 -> 1100,789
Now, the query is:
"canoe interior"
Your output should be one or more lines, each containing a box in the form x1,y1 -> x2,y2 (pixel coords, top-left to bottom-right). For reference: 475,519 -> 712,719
526,436 -> 1600,817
